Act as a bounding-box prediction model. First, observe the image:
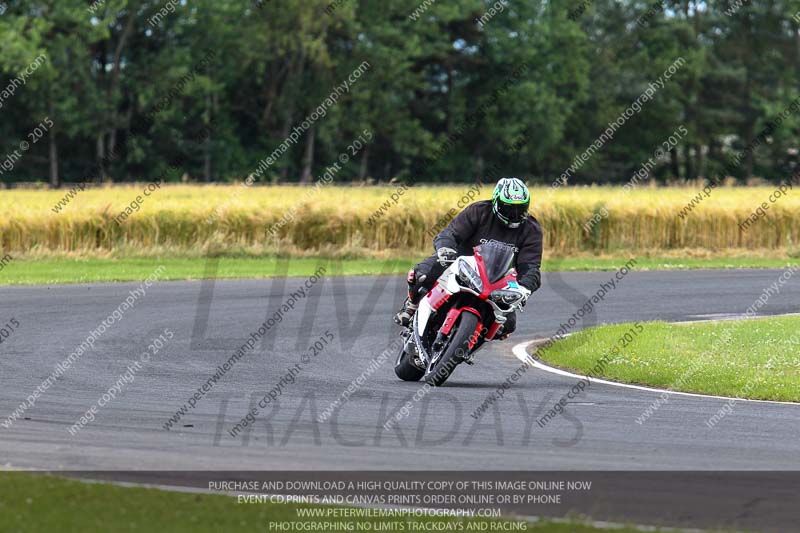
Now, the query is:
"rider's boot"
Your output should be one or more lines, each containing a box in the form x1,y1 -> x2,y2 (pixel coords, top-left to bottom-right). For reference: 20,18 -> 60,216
393,298 -> 418,327
394,269 -> 425,327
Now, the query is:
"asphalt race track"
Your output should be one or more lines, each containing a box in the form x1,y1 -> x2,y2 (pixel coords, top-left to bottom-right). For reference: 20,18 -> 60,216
2,268 -> 799,531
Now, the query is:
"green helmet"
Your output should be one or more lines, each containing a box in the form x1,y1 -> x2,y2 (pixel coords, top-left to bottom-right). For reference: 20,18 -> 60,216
492,177 -> 530,228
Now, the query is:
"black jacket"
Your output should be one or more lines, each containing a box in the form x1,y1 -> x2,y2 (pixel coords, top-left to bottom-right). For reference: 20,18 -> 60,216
433,200 -> 543,292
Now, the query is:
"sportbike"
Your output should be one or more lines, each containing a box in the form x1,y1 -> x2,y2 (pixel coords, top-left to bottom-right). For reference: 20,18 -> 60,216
394,241 -> 527,385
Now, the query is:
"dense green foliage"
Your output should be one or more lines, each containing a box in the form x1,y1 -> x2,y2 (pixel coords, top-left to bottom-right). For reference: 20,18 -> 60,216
1,0 -> 798,186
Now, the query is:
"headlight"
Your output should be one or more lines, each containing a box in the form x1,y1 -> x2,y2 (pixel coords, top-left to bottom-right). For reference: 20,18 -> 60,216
457,261 -> 483,292
489,289 -> 525,306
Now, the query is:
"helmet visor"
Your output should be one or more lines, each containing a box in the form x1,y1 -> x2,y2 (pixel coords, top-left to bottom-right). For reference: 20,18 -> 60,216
498,201 -> 529,224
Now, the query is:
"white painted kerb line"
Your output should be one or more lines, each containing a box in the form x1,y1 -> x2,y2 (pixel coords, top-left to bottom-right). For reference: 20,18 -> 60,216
512,339 -> 799,407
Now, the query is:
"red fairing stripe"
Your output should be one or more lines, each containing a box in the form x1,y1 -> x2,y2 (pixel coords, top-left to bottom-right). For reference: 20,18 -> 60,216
473,248 -> 519,297
426,282 -> 450,311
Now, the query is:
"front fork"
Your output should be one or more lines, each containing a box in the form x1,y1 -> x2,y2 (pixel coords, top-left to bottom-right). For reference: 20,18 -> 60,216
437,308 -> 486,365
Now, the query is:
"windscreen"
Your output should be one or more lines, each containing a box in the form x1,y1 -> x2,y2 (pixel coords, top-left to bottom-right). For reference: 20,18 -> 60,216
475,241 -> 515,283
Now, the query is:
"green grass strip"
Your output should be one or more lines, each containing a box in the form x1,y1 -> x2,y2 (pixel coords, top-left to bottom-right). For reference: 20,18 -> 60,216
537,317 -> 800,402
0,473 -> 669,533
0,255 -> 797,285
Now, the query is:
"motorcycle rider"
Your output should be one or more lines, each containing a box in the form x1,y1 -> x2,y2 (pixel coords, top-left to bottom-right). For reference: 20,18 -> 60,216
394,177 -> 543,339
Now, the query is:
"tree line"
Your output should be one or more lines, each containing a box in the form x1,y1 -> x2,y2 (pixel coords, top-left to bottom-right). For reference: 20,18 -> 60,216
0,0 -> 798,187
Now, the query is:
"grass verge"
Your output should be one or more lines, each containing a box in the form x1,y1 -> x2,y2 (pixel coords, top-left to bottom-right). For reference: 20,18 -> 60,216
0,473 -> 665,533
0,257 -> 410,285
0,255 -> 798,285
536,316 -> 800,402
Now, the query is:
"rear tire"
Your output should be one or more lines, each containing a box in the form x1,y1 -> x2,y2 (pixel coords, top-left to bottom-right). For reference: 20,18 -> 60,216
394,342 -> 424,381
424,312 -> 478,386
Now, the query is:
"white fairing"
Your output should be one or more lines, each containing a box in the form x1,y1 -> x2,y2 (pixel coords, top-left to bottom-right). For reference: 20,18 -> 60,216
448,256 -> 478,292
415,293 -> 433,335
413,257 -> 476,336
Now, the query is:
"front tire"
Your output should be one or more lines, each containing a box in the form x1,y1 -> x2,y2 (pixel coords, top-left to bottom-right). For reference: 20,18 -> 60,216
423,312 -> 478,386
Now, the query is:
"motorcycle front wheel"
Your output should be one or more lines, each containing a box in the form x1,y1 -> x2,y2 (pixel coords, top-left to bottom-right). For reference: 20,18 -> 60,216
423,312 -> 478,386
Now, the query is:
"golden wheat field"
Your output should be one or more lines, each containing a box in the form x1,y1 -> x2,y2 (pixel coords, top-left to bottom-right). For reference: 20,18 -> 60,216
3,183 -> 800,258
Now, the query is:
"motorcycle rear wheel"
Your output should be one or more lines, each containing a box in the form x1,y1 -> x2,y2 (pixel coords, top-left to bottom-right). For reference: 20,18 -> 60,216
394,340 -> 424,381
